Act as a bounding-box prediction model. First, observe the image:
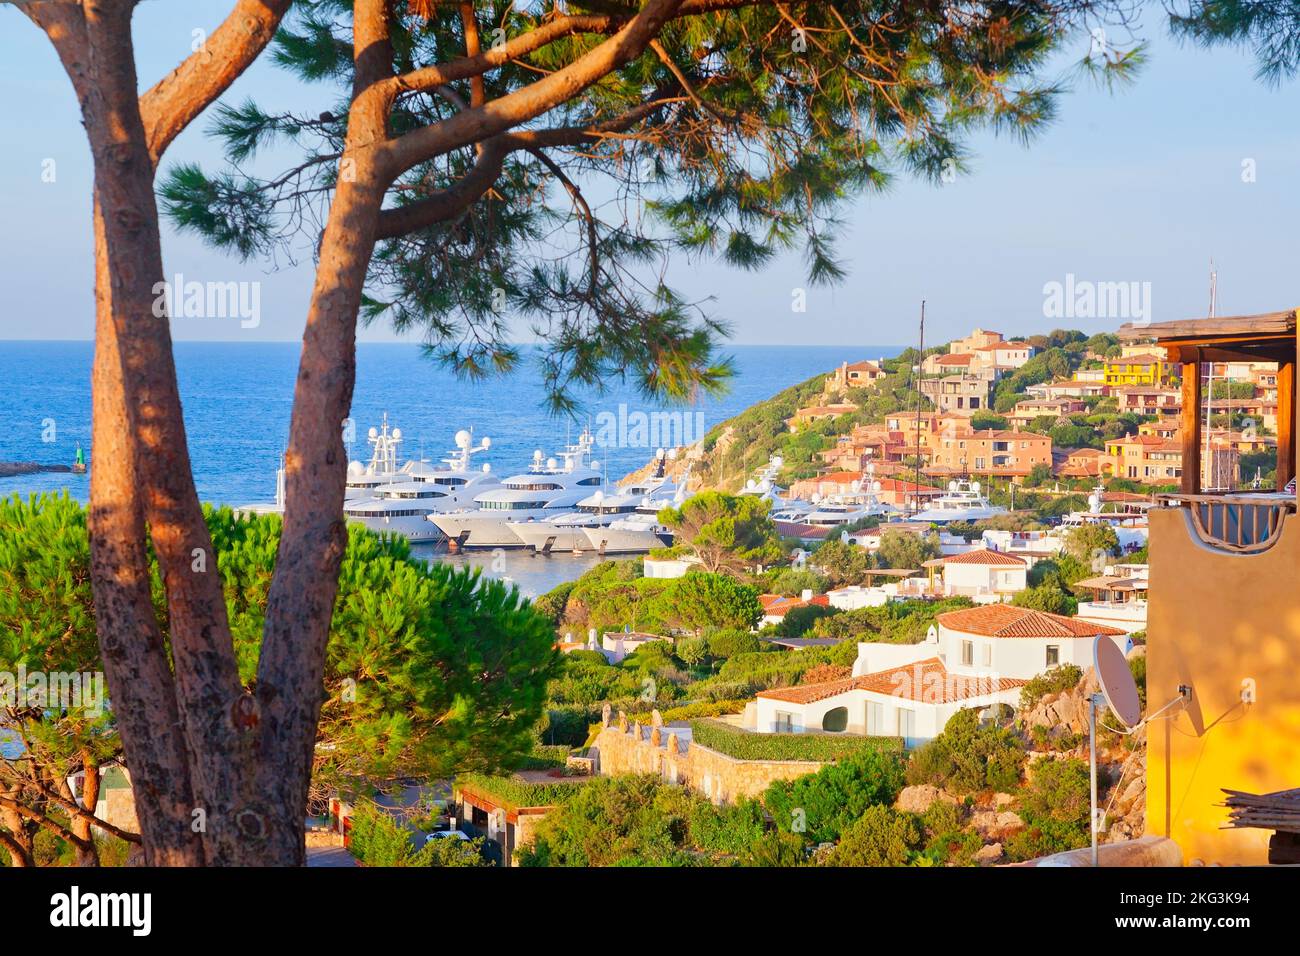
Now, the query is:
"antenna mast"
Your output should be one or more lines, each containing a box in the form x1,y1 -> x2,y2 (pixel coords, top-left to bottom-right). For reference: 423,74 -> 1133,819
912,300 -> 926,517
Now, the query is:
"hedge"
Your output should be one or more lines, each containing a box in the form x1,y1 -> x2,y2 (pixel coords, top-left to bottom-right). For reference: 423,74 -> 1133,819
517,744 -> 573,770
456,773 -> 587,810
688,719 -> 903,762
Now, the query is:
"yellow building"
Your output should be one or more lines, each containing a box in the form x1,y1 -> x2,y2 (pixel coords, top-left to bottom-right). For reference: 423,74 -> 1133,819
1119,308 -> 1297,866
1103,352 -> 1172,387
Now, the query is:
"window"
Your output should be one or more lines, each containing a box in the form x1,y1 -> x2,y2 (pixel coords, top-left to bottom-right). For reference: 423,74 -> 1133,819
961,640 -> 974,666
1046,645 -> 1060,667
897,707 -> 916,741
866,701 -> 883,735
822,707 -> 849,733
774,711 -> 794,733
981,644 -> 992,667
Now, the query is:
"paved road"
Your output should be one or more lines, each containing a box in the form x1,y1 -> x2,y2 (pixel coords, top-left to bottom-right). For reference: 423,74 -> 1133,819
307,846 -> 358,867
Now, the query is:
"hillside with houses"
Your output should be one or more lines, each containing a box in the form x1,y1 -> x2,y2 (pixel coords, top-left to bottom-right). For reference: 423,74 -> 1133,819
313,320 -> 1275,870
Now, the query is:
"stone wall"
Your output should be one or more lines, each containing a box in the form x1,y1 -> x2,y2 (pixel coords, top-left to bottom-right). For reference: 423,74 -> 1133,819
593,710 -> 824,804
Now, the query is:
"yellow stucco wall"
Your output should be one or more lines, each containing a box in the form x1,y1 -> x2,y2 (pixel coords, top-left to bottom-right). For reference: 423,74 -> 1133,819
1146,507 -> 1300,864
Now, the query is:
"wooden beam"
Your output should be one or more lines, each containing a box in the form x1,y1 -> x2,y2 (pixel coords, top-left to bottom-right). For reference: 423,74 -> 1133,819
1181,349 -> 1202,494
1169,343 -> 1295,364
1278,360 -> 1295,493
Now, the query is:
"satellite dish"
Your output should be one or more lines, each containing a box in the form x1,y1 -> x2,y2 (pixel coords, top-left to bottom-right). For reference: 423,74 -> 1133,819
455,429 -> 470,448
1093,636 -> 1141,728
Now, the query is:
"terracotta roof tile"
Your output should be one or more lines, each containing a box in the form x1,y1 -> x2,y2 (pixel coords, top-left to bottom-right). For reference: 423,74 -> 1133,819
936,604 -> 1127,638
758,657 -> 1027,705
940,548 -> 1027,567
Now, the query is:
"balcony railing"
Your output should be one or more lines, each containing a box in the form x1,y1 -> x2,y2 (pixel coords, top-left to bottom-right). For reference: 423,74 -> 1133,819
1157,492 -> 1296,554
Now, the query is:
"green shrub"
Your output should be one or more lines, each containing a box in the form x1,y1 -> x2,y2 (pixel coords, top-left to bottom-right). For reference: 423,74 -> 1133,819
765,748 -> 908,843
348,801 -> 488,867
1018,664 -> 1083,710
706,628 -> 762,659
905,707 -> 1025,795
1004,758 -> 1090,862
657,699 -> 748,722
821,805 -> 922,866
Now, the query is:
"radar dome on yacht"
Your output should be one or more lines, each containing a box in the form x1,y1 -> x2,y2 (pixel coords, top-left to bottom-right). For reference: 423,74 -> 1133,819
482,463 -> 491,472
347,461 -> 364,476
482,436 -> 491,449
368,427 -> 379,440
546,457 -> 557,470
533,449 -> 543,461
948,481 -> 958,492
872,481 -> 882,493
391,428 -> 402,440
972,482 -> 981,493
455,429 -> 470,448
1088,491 -> 1103,513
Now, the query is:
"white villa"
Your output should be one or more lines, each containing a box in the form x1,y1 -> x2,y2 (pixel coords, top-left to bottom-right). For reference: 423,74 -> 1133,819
1071,563 -> 1149,634
927,548 -> 1029,602
752,605 -> 1128,747
601,631 -> 670,664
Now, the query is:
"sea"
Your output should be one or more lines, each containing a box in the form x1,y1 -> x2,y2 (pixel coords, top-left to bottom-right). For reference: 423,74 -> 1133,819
0,341 -> 901,596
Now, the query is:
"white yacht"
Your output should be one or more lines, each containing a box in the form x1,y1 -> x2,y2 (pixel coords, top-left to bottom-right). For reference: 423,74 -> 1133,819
801,469 -> 898,529
1051,485 -> 1150,552
738,454 -> 787,504
342,429 -> 499,542
429,430 -> 602,548
908,479 -> 1008,524
343,416 -> 424,502
238,415 -> 441,516
510,465 -> 680,553
581,466 -> 689,554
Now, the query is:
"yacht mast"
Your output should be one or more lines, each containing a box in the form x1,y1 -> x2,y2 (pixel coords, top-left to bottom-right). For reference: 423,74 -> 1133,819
912,299 -> 926,517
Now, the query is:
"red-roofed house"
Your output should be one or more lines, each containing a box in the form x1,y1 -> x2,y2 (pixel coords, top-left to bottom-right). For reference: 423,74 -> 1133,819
752,606 -> 1128,745
932,548 -> 1028,600
828,359 -> 888,391
758,591 -> 830,626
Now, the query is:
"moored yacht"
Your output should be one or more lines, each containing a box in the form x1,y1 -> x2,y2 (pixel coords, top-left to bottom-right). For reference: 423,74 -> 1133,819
908,479 -> 1008,524
510,468 -> 680,553
342,429 -> 498,541
429,430 -> 602,548
581,465 -> 689,554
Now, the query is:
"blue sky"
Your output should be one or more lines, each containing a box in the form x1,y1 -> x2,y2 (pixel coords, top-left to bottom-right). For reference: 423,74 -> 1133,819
0,1 -> 1296,347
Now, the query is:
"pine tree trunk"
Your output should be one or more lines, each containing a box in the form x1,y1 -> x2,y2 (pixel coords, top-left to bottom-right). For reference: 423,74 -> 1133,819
253,167 -> 387,864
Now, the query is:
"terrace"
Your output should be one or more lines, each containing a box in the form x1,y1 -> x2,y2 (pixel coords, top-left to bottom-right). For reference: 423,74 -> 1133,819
1118,308 -> 1298,865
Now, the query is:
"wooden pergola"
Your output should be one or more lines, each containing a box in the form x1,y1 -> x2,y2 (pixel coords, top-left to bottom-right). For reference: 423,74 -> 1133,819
1119,309 -> 1298,495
